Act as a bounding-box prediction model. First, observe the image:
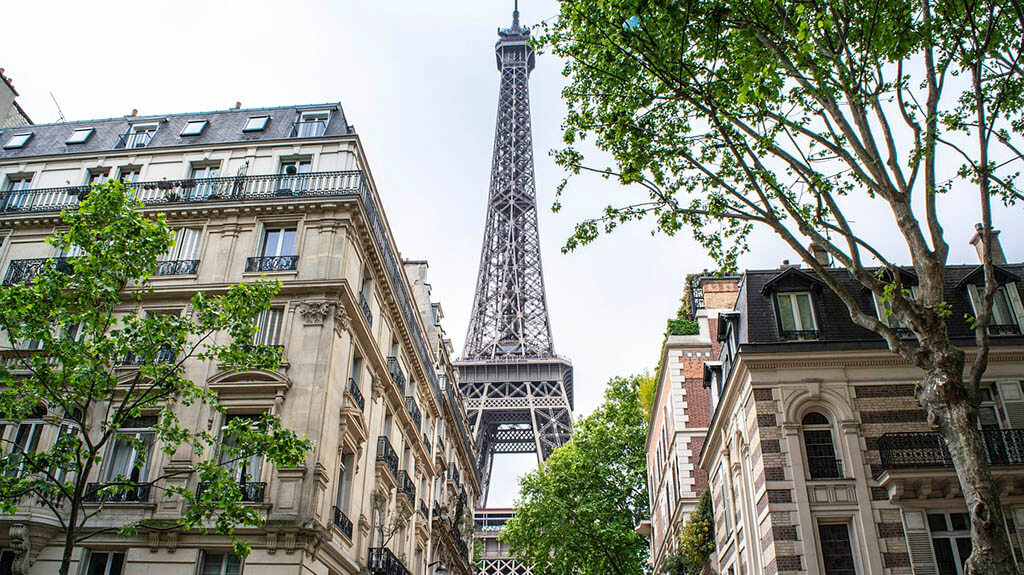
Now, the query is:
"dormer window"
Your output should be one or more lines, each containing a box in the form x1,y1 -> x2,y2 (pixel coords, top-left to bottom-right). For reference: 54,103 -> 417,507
180,120 -> 208,136
872,286 -> 920,337
121,123 -> 159,149
292,111 -> 330,138
961,266 -> 1024,336
3,133 -> 32,149
66,128 -> 94,145
243,116 -> 269,132
777,292 -> 818,340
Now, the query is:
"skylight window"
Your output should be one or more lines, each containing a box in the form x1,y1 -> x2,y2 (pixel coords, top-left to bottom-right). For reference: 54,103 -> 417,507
243,116 -> 269,132
180,120 -> 208,136
4,133 -> 32,149
66,128 -> 94,145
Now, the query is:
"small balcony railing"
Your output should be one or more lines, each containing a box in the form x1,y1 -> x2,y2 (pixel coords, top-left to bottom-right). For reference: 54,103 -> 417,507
154,259 -> 200,276
447,463 -> 461,488
347,377 -> 366,411
3,257 -> 74,285
878,428 -> 1024,475
433,501 -> 443,518
196,481 -> 267,503
387,357 -> 407,395
122,346 -> 176,366
452,524 -> 469,559
332,505 -> 354,539
397,470 -> 416,505
245,255 -> 298,273
418,499 -> 429,518
116,130 -> 155,149
376,436 -> 399,479
423,432 -> 431,454
807,457 -> 844,480
781,329 -> 820,341
406,396 -> 421,430
83,482 -> 151,503
989,323 -> 1022,336
290,120 -> 328,139
358,294 -> 373,327
367,546 -> 410,575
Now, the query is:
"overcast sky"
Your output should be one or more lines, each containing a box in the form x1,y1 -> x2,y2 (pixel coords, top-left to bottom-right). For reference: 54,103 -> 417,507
3,0 -> 1020,507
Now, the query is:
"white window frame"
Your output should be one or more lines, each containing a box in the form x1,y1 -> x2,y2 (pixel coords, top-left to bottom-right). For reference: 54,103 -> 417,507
198,551 -> 243,575
966,283 -> 1024,334
926,510 -> 973,575
83,550 -> 126,575
8,418 -> 45,477
66,128 -> 94,145
117,166 -> 141,183
102,419 -> 155,484
872,286 -> 921,329
260,226 -> 297,258
3,133 -> 32,149
218,414 -> 265,483
87,168 -> 111,186
180,120 -> 208,137
163,228 -> 202,261
295,110 -> 330,138
125,123 -> 159,148
253,308 -> 284,346
815,518 -> 860,575
242,116 -> 269,132
776,291 -> 818,335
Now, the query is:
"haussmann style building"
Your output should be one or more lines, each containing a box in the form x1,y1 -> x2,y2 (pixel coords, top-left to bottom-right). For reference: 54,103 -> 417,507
699,233 -> 1024,575
0,102 -> 480,575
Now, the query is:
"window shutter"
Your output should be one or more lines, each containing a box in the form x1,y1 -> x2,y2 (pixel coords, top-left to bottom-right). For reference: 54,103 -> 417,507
179,228 -> 201,260
967,284 -> 983,318
1006,284 -> 1024,332
998,381 -> 1024,428
901,510 -> 938,575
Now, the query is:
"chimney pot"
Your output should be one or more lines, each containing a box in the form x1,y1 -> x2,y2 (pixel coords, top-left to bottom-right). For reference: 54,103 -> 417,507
809,241 -> 831,267
970,223 -> 1006,265
235,101 -> 242,109
131,109 -> 138,117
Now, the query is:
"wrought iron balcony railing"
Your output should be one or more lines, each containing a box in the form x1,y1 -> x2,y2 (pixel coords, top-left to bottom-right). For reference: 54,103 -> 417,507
423,432 -> 431,454
155,259 -> 200,276
367,546 -> 410,575
878,428 -> 1024,475
122,346 -> 176,366
376,436 -> 399,479
989,323 -> 1022,336
358,293 -> 373,327
418,499 -> 429,518
433,501 -> 443,518
332,505 -> 354,539
397,470 -> 416,505
347,377 -> 366,411
116,131 -> 155,149
387,357 -> 407,395
406,396 -> 421,430
447,463 -> 461,488
3,257 -> 75,285
452,524 -> 469,559
807,457 -> 844,480
245,255 -> 298,273
196,481 -> 267,503
781,329 -> 820,341
83,482 -> 151,503
290,120 -> 328,139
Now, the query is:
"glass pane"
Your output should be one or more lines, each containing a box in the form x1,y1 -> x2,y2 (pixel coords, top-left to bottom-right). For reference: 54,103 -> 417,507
928,513 -> 949,532
949,513 -> 969,531
201,553 -> 223,575
280,229 -> 296,256
262,230 -> 281,256
818,524 -> 856,575
932,539 -> 958,575
796,293 -> 815,330
86,553 -> 108,575
993,288 -> 1013,325
109,553 -> 125,575
955,537 -> 973,569
778,295 -> 796,331
226,554 -> 242,575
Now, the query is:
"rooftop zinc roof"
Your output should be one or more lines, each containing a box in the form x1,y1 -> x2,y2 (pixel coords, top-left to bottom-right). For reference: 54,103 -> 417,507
0,102 -> 352,160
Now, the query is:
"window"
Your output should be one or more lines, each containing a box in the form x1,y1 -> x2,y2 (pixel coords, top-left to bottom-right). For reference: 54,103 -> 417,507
219,415 -> 264,483
53,409 -> 82,485
929,512 -> 972,575
802,412 -> 842,479
719,463 -> 733,532
818,523 -> 856,575
277,159 -> 312,193
199,551 -> 242,575
260,227 -> 297,257
103,416 -> 156,485
967,283 -> 1024,335
243,116 -> 269,132
180,120 -> 208,136
190,164 -> 222,198
84,551 -> 125,575
336,452 -> 354,512
3,133 -> 32,149
294,111 -> 329,138
117,167 -> 141,184
87,168 -> 110,186
8,417 -> 45,477
123,123 -> 158,149
776,292 -> 818,339
66,128 -> 94,145
162,228 -> 201,262
3,175 -> 33,210
872,286 -> 920,333
253,308 -> 284,346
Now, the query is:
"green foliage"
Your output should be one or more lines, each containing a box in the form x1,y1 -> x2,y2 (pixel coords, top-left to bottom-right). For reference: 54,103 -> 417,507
660,489 -> 714,575
667,319 -> 700,336
0,181 -> 310,573
637,372 -> 657,422
502,374 -> 650,575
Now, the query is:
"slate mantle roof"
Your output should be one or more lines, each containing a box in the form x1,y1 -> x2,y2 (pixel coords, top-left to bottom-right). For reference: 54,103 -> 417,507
0,103 -> 352,160
732,263 -> 1024,351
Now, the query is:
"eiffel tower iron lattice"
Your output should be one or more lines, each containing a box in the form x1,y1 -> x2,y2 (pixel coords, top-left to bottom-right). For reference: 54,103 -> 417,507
456,4 -> 574,509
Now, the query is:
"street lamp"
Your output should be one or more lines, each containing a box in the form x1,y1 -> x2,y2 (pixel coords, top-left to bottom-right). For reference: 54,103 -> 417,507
427,560 -> 449,575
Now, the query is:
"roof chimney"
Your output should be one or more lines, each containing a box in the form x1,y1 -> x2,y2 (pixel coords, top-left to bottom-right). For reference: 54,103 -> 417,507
779,259 -> 801,270
809,241 -> 831,267
234,101 -> 242,109
970,223 -> 1006,265
130,109 -> 138,117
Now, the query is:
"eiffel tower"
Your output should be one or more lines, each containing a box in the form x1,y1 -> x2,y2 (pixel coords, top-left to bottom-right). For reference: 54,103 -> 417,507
456,7 -> 574,565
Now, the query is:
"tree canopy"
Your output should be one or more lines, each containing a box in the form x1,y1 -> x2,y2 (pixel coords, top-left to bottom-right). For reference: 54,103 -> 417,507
540,0 -> 1024,570
0,181 -> 310,575
502,374 -> 650,575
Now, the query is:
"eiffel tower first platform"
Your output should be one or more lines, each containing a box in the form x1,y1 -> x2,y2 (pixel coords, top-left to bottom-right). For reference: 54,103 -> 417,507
455,4 -> 574,574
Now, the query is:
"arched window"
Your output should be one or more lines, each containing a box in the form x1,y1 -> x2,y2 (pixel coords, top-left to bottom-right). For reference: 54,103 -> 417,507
802,412 -> 842,479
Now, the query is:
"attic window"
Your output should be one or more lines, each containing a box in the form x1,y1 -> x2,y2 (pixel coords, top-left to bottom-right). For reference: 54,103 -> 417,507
4,133 -> 32,149
66,128 -> 94,145
776,292 -> 819,340
243,116 -> 269,132
180,120 -> 208,136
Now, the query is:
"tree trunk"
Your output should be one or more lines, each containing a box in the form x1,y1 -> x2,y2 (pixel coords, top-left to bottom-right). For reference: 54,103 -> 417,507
918,345 -> 1017,575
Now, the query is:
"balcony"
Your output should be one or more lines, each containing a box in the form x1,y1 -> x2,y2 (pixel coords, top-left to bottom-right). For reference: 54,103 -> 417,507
196,481 -> 267,503
423,432 -> 431,454
367,547 -> 410,575
807,457 -> 844,480
358,294 -> 373,327
154,259 -> 200,276
397,470 -> 416,506
347,377 -> 366,411
447,463 -> 461,488
376,436 -> 399,480
781,329 -> 820,341
879,429 -> 1024,471
116,131 -> 155,149
332,505 -> 354,540
83,482 -> 151,503
245,255 -> 298,273
3,257 -> 74,285
122,346 -> 176,366
989,323 -> 1022,336
387,357 -> 407,395
290,120 -> 328,139
418,499 -> 429,518
406,396 -> 421,430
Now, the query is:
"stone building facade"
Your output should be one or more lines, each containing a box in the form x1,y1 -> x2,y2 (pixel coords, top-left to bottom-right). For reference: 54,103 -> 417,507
0,103 -> 479,575
700,238 -> 1024,575
0,69 -> 30,129
645,277 -> 739,573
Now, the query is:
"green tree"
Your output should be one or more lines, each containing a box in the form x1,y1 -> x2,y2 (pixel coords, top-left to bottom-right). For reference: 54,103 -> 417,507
540,0 -> 1024,570
0,181 -> 311,575
637,372 -> 657,421
502,374 -> 650,575
662,489 -> 715,575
